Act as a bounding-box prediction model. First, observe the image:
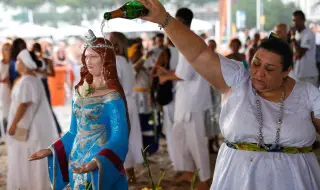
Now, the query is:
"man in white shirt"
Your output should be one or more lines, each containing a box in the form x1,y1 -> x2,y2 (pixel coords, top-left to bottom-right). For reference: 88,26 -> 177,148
290,10 -> 318,87
158,8 -> 212,189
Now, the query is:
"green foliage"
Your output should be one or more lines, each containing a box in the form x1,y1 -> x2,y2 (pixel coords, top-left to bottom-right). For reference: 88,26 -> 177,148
232,0 -> 298,31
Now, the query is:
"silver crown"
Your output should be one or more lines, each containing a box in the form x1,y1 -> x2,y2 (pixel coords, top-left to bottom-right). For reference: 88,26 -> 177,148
84,29 -> 97,44
84,29 -> 114,49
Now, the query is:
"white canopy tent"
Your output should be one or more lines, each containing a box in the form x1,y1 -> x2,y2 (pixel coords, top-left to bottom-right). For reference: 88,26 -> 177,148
137,18 -> 213,32
56,25 -> 89,38
91,18 -> 146,35
0,23 -> 57,38
95,18 -> 213,34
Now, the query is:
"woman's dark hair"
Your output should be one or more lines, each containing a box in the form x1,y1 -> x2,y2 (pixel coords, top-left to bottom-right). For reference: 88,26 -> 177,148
10,38 -> 27,60
258,38 -> 293,72
29,51 -> 43,68
31,43 -> 42,53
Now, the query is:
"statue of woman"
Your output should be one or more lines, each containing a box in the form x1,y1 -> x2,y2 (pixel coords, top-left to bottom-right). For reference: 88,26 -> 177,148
29,30 -> 130,190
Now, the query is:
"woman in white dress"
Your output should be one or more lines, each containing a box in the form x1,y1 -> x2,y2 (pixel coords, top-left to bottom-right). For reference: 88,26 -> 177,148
31,42 -> 62,136
7,49 -> 58,190
138,1 -> 320,189
0,42 -> 11,143
110,32 -> 143,184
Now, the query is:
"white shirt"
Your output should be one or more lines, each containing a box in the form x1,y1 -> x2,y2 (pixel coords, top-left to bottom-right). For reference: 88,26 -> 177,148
116,55 -> 134,97
168,46 -> 179,70
68,53 -> 81,87
144,47 -> 163,68
0,61 -> 10,117
174,53 -> 212,122
292,28 -> 318,78
36,59 -> 48,79
134,66 -> 152,114
211,54 -> 320,190
8,75 -> 58,142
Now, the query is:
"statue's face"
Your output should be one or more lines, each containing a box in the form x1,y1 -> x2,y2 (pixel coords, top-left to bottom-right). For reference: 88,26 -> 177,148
84,48 -> 103,77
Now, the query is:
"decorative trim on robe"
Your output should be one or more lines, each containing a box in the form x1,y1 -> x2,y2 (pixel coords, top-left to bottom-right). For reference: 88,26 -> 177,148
97,149 -> 126,175
53,139 -> 70,182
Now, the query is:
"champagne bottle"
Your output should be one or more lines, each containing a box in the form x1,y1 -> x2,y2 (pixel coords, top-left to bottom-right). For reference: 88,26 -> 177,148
104,1 -> 149,20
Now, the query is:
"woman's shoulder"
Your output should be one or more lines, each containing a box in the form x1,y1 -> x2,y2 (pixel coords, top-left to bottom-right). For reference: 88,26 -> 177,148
289,80 -> 320,104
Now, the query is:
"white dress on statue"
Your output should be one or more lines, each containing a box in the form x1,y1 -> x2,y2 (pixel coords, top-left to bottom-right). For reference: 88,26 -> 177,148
116,55 -> 143,169
7,75 -> 58,190
210,55 -> 320,190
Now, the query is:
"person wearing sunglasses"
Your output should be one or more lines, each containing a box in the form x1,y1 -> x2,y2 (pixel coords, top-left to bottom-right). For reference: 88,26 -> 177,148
138,0 -> 320,189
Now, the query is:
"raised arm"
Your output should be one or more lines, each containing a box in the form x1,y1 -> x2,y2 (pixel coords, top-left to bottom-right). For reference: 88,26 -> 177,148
137,0 -> 230,93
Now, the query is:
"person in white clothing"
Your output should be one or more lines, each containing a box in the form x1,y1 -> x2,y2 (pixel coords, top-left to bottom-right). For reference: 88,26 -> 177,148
0,42 -> 11,143
290,10 -> 318,86
110,32 -> 143,184
144,33 -> 165,69
151,36 -> 179,164
128,41 -> 160,154
156,8 -> 212,189
31,43 -> 62,136
7,49 -> 58,190
137,1 -> 320,189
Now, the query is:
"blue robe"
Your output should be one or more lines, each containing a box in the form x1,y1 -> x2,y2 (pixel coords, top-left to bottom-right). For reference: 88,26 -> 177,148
9,60 -> 20,85
47,91 -> 129,189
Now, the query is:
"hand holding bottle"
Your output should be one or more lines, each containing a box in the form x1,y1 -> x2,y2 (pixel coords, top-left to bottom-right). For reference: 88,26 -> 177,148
137,0 -> 168,25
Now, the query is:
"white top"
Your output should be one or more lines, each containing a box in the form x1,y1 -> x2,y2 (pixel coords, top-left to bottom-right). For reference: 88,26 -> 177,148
36,59 -> 48,79
134,66 -> 152,114
210,55 -> 320,190
68,53 -> 81,87
144,47 -> 162,68
8,75 -> 58,143
316,32 -> 320,45
0,61 -> 10,117
168,46 -> 179,70
116,55 -> 134,98
174,53 -> 212,122
291,28 -> 318,78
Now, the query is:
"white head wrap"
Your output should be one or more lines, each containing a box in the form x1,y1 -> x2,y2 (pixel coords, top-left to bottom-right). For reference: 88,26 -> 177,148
17,49 -> 37,70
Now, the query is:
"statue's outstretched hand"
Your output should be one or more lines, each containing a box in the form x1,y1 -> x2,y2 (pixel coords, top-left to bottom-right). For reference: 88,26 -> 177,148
72,160 -> 98,174
29,149 -> 53,161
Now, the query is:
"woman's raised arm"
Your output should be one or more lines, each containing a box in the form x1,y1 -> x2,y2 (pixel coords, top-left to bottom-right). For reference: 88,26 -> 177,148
137,0 -> 230,93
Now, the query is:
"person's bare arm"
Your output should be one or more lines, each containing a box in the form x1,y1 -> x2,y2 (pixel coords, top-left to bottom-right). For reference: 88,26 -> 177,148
8,103 -> 31,135
311,112 -> 320,135
138,0 -> 230,94
46,59 -> 55,77
151,50 -> 167,77
292,40 -> 308,60
133,58 -> 146,73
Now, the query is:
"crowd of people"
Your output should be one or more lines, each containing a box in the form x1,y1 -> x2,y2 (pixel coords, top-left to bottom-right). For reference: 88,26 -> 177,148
0,2 -> 320,189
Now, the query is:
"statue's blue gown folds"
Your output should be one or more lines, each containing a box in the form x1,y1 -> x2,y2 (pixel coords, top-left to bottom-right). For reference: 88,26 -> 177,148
47,91 -> 129,190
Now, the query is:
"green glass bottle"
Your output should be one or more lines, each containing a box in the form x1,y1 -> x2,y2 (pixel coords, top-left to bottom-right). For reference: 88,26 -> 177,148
104,1 -> 149,20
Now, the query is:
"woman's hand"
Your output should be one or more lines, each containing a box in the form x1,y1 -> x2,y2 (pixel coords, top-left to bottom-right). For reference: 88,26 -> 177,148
137,0 -> 168,25
8,124 -> 17,136
72,160 -> 98,174
29,149 -> 53,161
